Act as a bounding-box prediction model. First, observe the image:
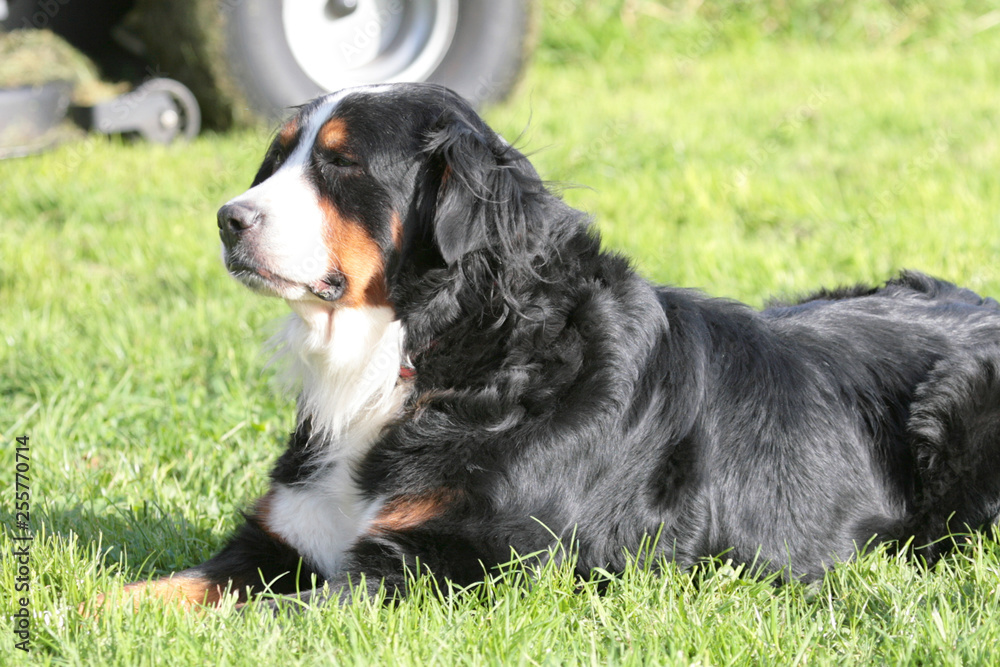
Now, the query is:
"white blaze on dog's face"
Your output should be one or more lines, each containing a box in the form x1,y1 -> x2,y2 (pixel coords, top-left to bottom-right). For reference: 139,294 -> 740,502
216,87 -> 405,326
216,87 -> 413,440
221,162 -> 330,300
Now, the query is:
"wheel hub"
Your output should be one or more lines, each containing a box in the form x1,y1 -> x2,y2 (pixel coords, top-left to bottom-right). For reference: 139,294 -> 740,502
283,0 -> 458,90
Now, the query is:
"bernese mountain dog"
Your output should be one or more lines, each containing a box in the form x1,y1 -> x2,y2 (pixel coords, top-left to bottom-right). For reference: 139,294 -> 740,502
115,83 -> 1000,610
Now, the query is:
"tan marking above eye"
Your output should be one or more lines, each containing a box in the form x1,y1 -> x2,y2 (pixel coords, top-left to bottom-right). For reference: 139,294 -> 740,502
278,118 -> 299,148
318,117 -> 350,153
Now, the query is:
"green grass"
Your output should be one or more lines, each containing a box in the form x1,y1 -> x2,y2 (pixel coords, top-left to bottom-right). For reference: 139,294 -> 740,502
3,1 -> 1000,664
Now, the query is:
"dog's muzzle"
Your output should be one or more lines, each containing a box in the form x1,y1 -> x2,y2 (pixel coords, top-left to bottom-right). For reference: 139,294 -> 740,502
217,202 -> 260,249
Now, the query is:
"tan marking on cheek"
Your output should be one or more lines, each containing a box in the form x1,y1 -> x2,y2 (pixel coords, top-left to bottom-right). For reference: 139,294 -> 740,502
369,488 -> 461,534
319,198 -> 390,307
278,118 -> 299,148
318,117 -> 350,152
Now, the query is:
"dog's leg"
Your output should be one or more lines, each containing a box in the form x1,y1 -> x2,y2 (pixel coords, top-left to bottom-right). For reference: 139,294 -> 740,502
908,347 -> 1000,559
93,495 -> 319,610
256,508 -> 494,612
254,527 -> 490,614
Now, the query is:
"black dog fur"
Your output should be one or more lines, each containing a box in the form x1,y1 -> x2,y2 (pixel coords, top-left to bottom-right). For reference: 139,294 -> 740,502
125,84 -> 1000,609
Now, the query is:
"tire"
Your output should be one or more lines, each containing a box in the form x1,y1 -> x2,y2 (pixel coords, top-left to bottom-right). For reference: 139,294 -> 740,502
134,0 -> 534,128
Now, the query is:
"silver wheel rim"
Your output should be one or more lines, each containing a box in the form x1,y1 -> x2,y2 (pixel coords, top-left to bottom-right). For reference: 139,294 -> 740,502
282,0 -> 459,90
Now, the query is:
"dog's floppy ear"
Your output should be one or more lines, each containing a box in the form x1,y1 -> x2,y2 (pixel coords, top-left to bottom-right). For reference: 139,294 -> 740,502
421,111 -> 535,266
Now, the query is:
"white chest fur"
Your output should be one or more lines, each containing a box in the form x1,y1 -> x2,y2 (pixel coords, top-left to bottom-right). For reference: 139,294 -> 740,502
261,303 -> 409,578
264,469 -> 383,579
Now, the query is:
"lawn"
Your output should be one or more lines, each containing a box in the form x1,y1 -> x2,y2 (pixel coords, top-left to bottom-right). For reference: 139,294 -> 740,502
3,1 -> 1000,664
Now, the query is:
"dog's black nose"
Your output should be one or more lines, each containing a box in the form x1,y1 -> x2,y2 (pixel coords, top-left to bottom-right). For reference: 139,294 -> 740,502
217,203 -> 260,235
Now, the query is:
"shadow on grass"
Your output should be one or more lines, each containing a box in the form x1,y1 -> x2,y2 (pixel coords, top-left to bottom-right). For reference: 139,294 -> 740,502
44,499 -> 224,578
